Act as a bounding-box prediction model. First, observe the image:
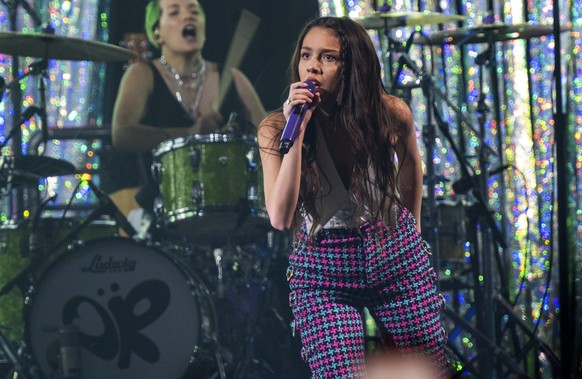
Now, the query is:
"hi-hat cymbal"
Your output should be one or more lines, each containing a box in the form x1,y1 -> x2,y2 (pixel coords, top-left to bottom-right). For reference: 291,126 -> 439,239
8,156 -> 76,187
0,31 -> 137,62
354,11 -> 465,30
414,23 -> 570,45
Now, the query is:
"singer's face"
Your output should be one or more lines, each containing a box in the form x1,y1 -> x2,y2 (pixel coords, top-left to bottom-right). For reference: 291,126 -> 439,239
158,0 -> 206,53
299,27 -> 342,98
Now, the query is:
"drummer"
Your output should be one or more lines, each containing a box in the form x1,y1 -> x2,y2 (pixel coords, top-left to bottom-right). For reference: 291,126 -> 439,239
106,0 -> 259,236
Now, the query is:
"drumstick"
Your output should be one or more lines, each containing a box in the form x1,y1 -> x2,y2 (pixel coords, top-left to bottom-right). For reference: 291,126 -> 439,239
231,67 -> 266,128
212,9 -> 261,113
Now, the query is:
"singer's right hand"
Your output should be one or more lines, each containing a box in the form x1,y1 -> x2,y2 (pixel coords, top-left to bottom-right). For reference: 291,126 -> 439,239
283,81 -> 318,123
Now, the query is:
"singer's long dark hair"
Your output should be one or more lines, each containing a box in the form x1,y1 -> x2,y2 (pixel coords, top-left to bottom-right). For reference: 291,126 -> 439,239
259,16 -> 406,232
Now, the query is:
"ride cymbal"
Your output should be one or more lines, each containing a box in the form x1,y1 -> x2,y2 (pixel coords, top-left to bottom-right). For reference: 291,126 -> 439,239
354,11 -> 465,30
414,23 -> 570,45
0,31 -> 137,62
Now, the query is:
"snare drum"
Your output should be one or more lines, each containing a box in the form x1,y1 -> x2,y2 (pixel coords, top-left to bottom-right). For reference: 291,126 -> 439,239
25,237 -> 217,379
152,134 -> 269,243
0,218 -> 117,343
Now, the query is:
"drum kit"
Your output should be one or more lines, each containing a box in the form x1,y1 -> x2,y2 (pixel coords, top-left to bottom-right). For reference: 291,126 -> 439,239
0,29 -> 283,379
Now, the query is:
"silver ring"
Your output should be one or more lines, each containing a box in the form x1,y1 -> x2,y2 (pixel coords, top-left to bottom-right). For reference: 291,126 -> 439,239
285,98 -> 291,105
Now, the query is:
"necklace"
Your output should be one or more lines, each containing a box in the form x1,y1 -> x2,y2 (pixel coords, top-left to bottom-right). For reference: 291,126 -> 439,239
160,55 -> 207,118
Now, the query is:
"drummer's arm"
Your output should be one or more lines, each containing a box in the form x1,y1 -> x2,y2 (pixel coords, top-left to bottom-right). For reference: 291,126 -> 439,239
112,62 -> 194,152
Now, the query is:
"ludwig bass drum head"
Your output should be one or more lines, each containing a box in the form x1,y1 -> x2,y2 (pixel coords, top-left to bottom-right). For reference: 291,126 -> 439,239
26,237 -> 207,379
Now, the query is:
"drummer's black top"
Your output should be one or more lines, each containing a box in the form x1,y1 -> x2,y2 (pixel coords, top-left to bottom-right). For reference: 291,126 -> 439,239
141,62 -> 194,128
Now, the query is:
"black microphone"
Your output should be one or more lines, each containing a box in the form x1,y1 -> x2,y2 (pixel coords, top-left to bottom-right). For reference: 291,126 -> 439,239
279,80 -> 317,155
59,324 -> 81,378
475,47 -> 492,66
0,106 -> 43,149
25,59 -> 49,76
390,31 -> 420,91
452,164 -> 511,194
17,106 -> 43,126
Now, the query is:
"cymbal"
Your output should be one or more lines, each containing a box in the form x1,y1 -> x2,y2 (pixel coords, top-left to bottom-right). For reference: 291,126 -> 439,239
0,31 -> 138,62
354,11 -> 465,29
414,23 -> 570,45
9,156 -> 76,187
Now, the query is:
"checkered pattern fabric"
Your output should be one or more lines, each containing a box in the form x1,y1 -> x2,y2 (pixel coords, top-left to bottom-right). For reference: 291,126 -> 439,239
288,207 -> 451,378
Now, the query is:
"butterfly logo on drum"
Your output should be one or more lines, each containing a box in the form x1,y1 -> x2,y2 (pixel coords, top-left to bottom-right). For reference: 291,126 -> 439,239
61,279 -> 171,369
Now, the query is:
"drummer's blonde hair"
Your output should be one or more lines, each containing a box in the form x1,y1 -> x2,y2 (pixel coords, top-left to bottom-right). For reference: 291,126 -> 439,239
145,0 -> 205,50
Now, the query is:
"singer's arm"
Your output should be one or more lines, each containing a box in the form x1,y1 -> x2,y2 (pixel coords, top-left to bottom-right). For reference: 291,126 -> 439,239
391,95 -> 423,231
258,112 -> 308,231
258,81 -> 317,230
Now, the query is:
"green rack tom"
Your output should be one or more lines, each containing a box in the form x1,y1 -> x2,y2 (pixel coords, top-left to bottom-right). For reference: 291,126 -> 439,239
152,134 -> 269,243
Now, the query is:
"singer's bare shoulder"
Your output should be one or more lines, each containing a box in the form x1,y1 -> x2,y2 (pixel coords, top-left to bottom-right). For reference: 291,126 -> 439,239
383,93 -> 414,136
257,110 -> 286,154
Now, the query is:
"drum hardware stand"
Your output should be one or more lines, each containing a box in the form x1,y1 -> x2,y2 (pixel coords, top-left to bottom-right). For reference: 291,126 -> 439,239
213,247 -> 225,298
85,179 -> 137,238
206,240 -> 278,378
0,330 -> 38,379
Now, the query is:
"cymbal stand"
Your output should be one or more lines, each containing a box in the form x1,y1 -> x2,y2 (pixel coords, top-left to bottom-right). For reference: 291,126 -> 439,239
472,47 -> 499,378
37,61 -> 50,152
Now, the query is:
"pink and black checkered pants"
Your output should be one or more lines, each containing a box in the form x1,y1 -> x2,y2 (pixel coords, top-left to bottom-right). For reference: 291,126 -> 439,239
288,207 -> 451,378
